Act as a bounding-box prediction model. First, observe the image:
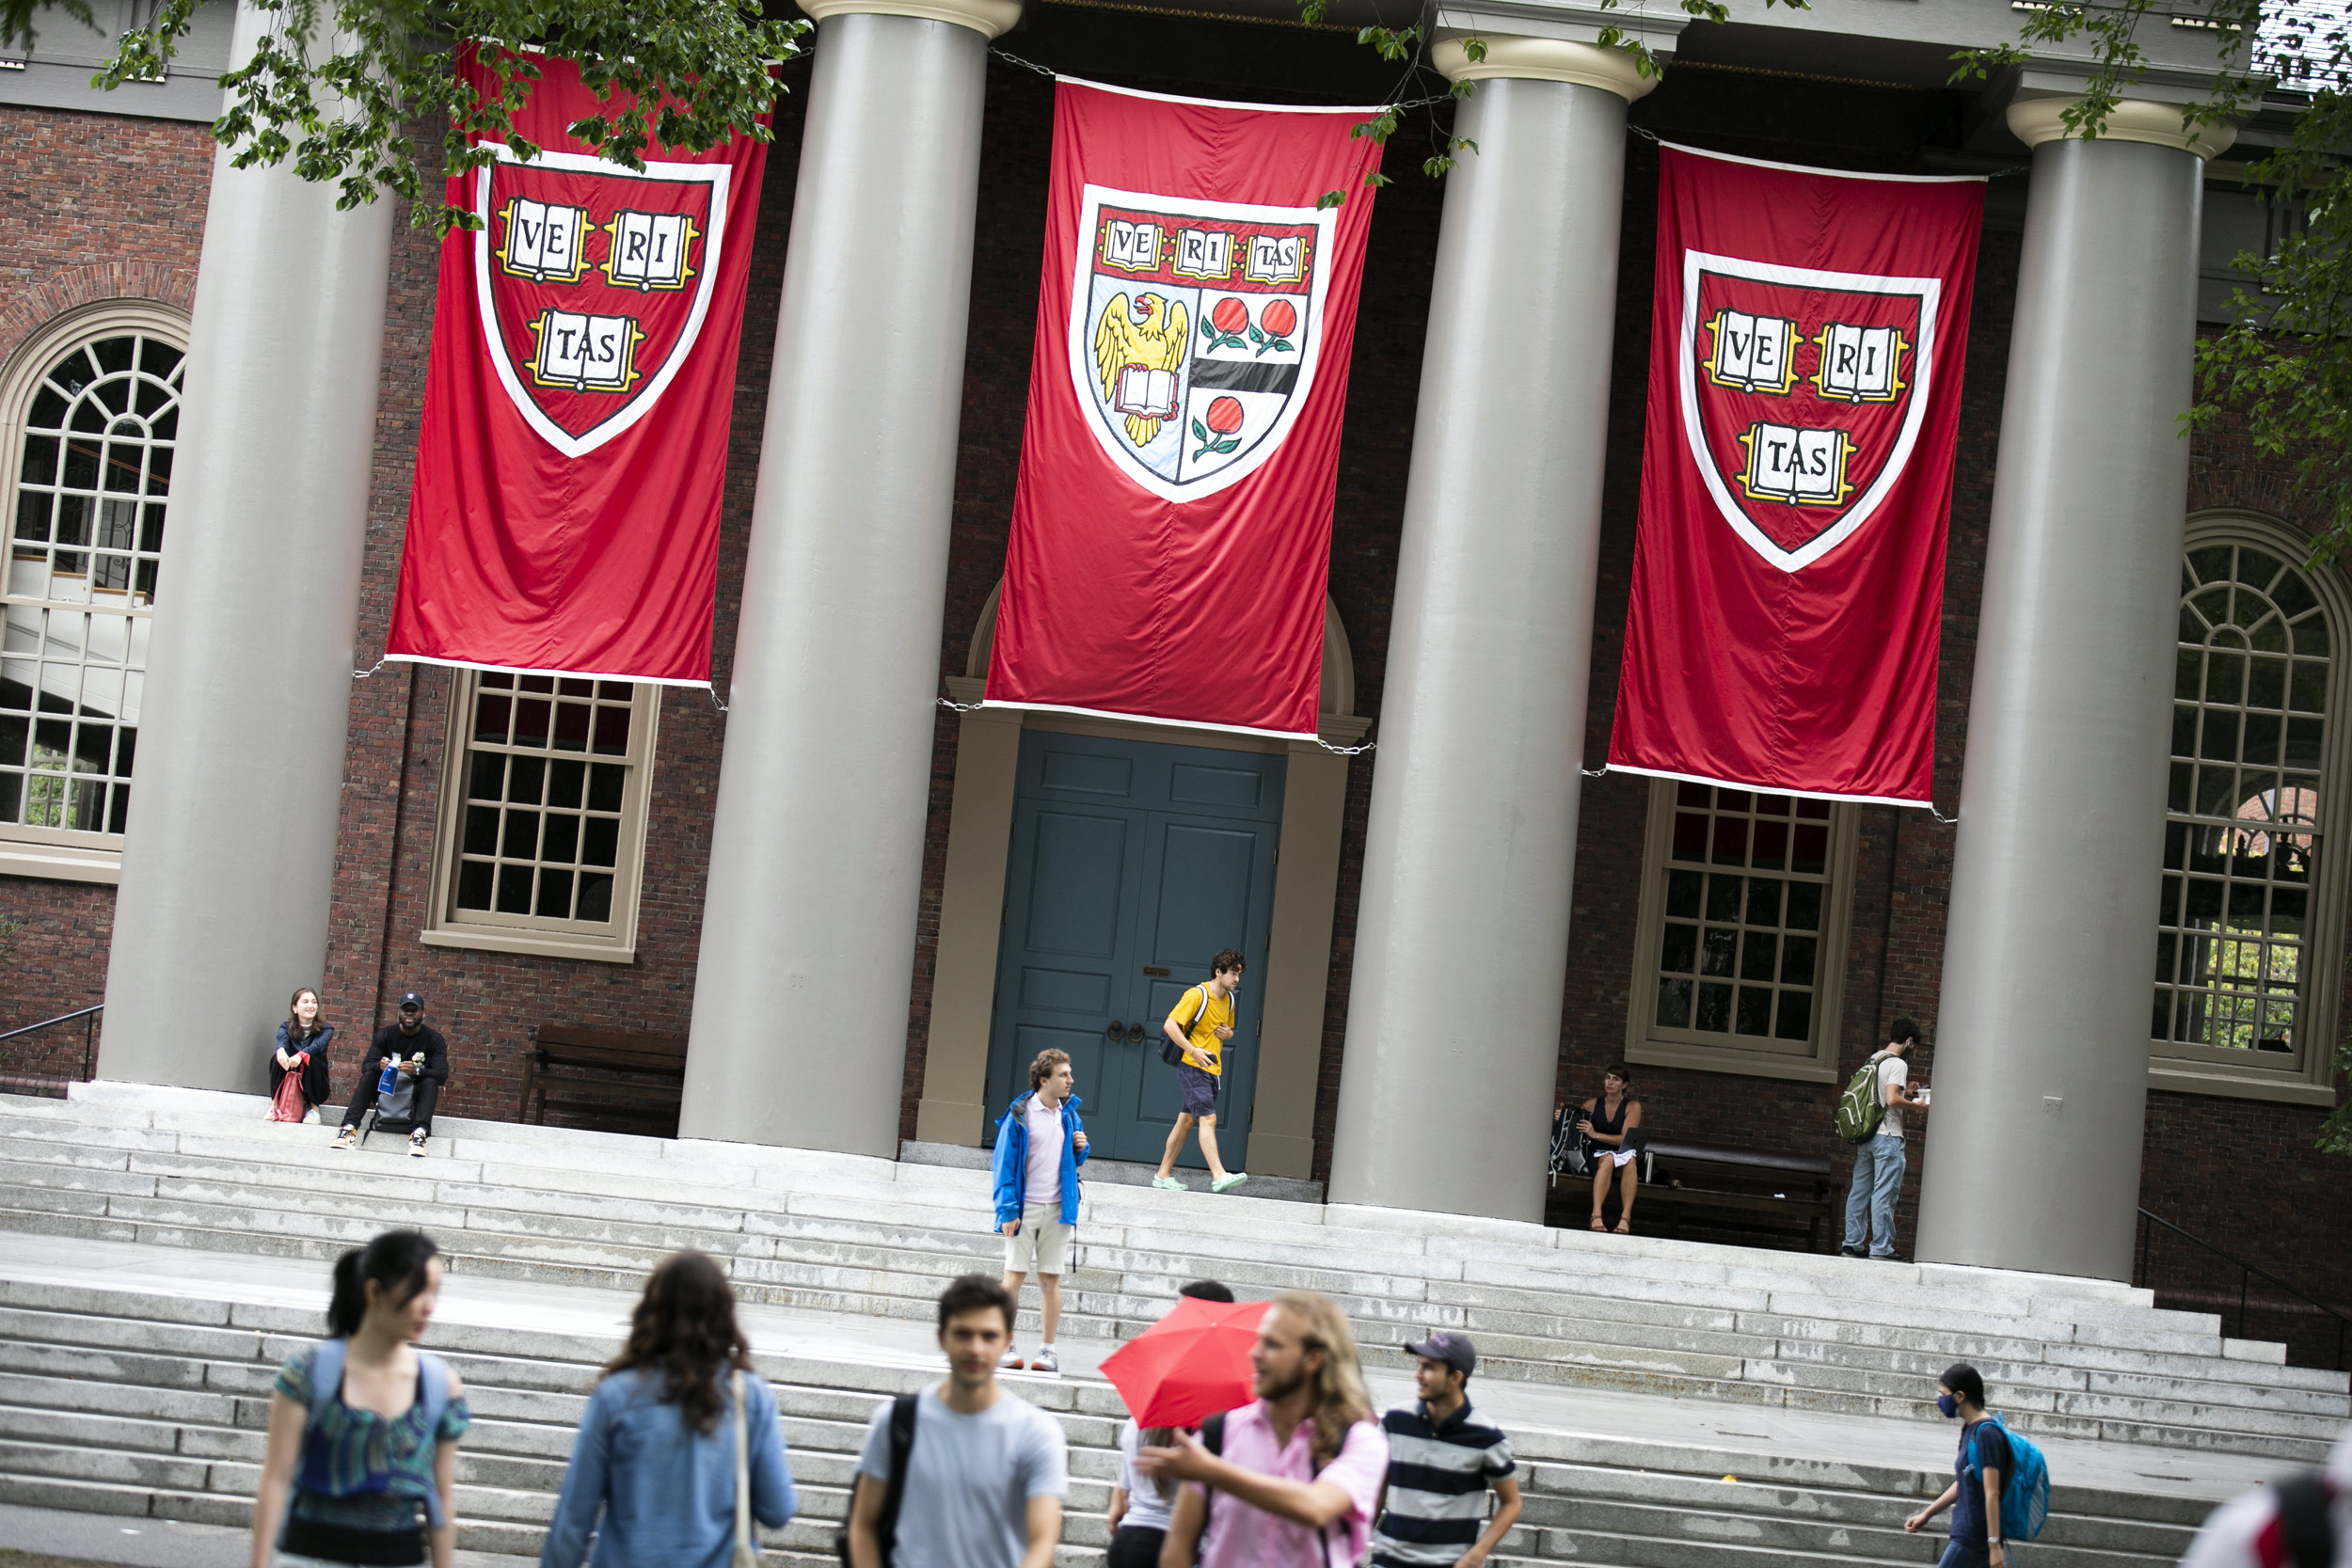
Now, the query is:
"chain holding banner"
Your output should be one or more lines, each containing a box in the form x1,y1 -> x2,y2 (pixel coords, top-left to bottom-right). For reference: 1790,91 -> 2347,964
386,50 -> 771,686
984,80 -> 1383,739
1609,145 -> 1984,805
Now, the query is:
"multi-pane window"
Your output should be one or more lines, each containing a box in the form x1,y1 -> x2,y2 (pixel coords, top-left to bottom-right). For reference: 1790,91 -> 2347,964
2154,542 -> 2333,1065
427,671 -> 657,961
3,332 -> 181,843
1628,779 -> 1856,1080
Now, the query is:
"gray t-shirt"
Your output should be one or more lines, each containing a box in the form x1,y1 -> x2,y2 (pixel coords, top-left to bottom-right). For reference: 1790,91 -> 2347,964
857,1386 -> 1069,1568
1876,1054 -> 1910,1139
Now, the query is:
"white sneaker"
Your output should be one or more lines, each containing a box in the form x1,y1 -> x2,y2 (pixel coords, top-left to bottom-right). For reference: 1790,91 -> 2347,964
407,1131 -> 428,1158
1000,1346 -> 1025,1370
330,1127 -> 358,1150
1030,1346 -> 1060,1375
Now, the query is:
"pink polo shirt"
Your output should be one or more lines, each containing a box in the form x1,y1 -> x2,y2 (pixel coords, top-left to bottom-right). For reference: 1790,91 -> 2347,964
1196,1401 -> 1389,1568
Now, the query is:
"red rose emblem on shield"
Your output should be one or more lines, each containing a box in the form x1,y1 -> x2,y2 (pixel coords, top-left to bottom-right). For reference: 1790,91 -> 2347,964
1677,250 -> 1939,572
474,147 -> 732,458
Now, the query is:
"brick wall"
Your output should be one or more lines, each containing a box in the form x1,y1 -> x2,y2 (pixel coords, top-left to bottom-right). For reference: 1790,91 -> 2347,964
0,103 -> 213,1051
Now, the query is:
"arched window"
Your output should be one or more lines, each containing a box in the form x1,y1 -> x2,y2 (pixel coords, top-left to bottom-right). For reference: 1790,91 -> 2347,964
1,308 -> 187,879
2153,516 -> 2352,1102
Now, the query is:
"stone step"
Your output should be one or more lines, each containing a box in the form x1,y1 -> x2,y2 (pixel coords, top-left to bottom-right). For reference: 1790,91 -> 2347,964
3,1090 -> 2340,1459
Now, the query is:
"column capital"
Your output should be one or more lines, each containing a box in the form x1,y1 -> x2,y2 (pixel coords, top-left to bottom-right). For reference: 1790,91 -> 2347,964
2007,95 -> 2235,161
1432,36 -> 1656,102
802,0 -> 1019,38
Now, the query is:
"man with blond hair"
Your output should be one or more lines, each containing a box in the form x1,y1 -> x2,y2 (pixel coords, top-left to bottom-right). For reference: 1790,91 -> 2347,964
1138,1291 -> 1390,1568
992,1048 -> 1087,1375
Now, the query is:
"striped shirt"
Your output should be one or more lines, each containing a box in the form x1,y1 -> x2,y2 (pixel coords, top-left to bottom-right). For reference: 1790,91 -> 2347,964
1369,1400 -> 1516,1567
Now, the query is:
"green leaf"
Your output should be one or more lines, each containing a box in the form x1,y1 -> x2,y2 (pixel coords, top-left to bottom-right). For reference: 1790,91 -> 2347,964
1217,438 -> 1240,452
1191,419 -> 1208,441
1316,189 -> 1347,210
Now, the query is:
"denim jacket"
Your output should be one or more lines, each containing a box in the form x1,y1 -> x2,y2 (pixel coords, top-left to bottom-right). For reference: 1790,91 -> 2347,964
538,1368 -> 795,1568
991,1090 -> 1088,1228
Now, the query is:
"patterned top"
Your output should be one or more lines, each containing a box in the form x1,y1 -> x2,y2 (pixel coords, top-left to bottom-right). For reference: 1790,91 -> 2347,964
275,1341 -> 472,1535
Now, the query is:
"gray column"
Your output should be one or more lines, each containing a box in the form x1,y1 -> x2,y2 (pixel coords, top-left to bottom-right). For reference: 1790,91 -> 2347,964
680,0 -> 1009,1153
1918,99 -> 2232,1279
1327,40 -> 1650,1221
97,0 -> 391,1094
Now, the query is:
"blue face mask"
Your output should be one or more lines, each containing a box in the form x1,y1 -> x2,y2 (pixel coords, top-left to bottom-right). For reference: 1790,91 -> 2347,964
1936,1394 -> 1960,1418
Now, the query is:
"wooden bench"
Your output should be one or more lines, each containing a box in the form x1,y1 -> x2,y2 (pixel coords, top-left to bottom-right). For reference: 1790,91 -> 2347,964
1640,1140 -> 1838,1251
517,1023 -> 688,1136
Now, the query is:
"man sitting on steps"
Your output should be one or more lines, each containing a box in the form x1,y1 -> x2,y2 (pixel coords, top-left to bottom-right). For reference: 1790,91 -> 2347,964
332,992 -> 450,1158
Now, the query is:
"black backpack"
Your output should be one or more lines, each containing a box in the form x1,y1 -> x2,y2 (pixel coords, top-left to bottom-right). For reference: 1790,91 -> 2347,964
835,1392 -> 917,1566
2278,1470 -> 2337,1568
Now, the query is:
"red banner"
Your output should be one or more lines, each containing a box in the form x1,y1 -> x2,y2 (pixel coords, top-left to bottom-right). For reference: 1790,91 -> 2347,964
985,80 -> 1382,739
1609,145 -> 1983,805
387,51 -> 770,685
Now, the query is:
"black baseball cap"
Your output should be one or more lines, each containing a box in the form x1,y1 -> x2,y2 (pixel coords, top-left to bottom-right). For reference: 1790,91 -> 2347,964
1404,1332 -> 1476,1377
397,992 -> 424,1010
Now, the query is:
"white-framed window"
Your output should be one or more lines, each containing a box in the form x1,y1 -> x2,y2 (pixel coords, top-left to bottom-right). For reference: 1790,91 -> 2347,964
2150,515 -> 2352,1104
0,304 -> 189,883
422,669 -> 659,963
1623,778 -> 1860,1082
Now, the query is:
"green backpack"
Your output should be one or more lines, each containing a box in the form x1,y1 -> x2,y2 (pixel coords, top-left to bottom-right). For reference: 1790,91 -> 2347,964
1835,1051 -> 1891,1143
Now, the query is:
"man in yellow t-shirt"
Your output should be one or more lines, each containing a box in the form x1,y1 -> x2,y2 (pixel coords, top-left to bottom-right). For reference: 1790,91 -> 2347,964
1154,948 -> 1249,1194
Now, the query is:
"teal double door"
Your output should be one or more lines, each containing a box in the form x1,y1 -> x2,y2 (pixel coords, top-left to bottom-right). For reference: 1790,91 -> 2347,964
985,730 -> 1286,1168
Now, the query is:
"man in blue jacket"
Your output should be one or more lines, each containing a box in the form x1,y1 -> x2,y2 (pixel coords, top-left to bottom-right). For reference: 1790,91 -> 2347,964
993,1048 -> 1088,1376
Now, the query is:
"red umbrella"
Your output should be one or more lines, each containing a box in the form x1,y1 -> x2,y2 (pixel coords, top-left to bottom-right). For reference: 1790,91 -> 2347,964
1100,1296 -> 1271,1428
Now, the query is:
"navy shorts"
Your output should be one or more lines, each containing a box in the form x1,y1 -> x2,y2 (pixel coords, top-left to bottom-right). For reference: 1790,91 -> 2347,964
1178,1063 -> 1219,1118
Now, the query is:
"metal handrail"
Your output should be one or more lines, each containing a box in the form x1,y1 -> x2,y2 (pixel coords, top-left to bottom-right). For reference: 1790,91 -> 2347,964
2136,1206 -> 2351,1370
0,1004 -> 102,1085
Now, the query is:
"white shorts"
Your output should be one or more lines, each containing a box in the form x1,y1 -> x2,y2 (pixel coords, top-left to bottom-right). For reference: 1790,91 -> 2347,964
1596,1146 -> 1638,1168
1004,1203 -> 1071,1274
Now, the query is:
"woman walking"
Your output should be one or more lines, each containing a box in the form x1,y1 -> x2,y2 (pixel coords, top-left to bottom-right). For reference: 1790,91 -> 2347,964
248,1229 -> 469,1568
1903,1363 -> 2014,1568
540,1250 -> 796,1568
268,989 -> 335,1123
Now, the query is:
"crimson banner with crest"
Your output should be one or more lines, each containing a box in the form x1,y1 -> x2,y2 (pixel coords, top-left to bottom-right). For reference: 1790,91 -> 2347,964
985,80 -> 1382,738
387,49 -> 769,684
1609,145 -> 1984,805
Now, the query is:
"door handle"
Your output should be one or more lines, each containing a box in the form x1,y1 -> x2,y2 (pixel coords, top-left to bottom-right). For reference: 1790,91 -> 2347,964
1125,1022 -> 1147,1044
1105,1022 -> 1124,1042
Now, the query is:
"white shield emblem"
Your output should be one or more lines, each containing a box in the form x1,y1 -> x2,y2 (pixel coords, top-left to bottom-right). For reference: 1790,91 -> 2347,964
1067,183 -> 1339,503
471,145 -> 733,460
1677,249 -> 1941,573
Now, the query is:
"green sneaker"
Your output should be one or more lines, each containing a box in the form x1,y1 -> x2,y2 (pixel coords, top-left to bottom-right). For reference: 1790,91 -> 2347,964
1211,1172 -> 1250,1194
1151,1176 -> 1184,1191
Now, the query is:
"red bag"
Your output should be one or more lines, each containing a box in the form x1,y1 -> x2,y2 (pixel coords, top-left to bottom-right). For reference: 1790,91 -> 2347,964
269,1062 -> 308,1123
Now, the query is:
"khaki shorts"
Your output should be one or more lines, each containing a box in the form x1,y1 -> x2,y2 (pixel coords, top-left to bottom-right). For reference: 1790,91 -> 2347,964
1004,1202 -> 1071,1275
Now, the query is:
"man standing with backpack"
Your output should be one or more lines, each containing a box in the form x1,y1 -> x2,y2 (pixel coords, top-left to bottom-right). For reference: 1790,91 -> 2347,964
1837,1018 -> 1929,1259
843,1275 -> 1069,1568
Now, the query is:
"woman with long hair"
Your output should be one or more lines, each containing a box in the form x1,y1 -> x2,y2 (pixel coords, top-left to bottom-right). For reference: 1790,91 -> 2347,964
1139,1289 -> 1388,1568
540,1250 -> 796,1568
268,988 -> 335,1124
248,1230 -> 468,1568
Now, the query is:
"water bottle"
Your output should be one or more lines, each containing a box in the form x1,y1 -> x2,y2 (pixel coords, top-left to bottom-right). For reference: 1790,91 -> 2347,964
378,1054 -> 402,1096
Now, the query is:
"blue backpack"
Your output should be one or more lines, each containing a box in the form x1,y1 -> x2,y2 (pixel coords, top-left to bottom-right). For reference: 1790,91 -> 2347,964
1965,1414 -> 2050,1542
298,1338 -> 454,1528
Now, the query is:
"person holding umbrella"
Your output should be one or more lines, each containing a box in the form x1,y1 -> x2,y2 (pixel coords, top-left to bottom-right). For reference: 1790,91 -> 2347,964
1136,1290 -> 1388,1568
1106,1281 -> 1234,1568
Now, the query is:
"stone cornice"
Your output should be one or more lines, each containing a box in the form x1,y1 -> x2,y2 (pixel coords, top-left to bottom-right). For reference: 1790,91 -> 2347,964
1432,35 -> 1656,100
2007,94 -> 2237,160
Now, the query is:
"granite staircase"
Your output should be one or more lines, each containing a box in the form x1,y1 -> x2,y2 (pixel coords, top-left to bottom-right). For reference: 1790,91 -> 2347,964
0,1081 -> 2343,1472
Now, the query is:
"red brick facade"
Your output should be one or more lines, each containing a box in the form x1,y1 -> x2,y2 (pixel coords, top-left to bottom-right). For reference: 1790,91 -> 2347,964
1,59 -> 2346,1327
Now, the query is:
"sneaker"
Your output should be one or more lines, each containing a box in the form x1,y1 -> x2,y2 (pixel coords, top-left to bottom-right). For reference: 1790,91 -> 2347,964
1030,1346 -> 1060,1375
330,1128 -> 358,1150
1210,1172 -> 1250,1194
1000,1347 -> 1026,1370
1839,1245 -> 1866,1259
407,1131 -> 428,1158
1151,1176 -> 1184,1191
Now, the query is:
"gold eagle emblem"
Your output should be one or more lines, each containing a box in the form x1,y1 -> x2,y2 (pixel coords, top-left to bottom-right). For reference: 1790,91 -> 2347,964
1092,292 -> 1190,448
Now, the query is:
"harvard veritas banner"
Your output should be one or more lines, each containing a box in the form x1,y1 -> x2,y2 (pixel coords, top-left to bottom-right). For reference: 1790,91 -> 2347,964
986,80 -> 1382,738
1609,146 -> 1983,805
387,51 -> 770,685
